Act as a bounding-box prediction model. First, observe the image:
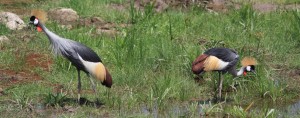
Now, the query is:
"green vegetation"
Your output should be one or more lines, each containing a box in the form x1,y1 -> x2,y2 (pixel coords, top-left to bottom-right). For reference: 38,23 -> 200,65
0,0 -> 300,117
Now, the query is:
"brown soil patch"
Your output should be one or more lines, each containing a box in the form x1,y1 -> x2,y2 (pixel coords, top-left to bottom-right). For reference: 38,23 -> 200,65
0,69 -> 42,89
0,0 -> 34,4
0,53 -> 53,89
25,53 -> 53,72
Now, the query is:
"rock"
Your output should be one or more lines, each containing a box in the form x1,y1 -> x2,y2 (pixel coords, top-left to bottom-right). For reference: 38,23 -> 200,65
206,0 -> 227,12
134,0 -> 168,12
21,34 -> 34,42
96,28 -> 118,36
48,8 -> 79,25
0,12 -> 25,30
253,3 -> 277,13
213,0 -> 225,6
79,17 -> 105,26
0,87 -> 3,96
0,35 -> 9,42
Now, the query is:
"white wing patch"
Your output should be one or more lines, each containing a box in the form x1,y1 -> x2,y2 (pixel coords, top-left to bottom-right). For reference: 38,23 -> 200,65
217,59 -> 229,70
77,53 -> 98,75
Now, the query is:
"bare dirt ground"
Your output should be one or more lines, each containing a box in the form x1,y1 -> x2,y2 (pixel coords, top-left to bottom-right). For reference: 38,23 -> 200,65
0,53 -> 52,89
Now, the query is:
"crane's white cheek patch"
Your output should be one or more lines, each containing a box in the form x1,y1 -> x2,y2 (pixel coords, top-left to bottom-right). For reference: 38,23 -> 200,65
246,66 -> 251,71
34,19 -> 39,25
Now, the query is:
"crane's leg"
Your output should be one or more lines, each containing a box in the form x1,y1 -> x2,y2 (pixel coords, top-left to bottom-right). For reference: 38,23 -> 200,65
88,76 -> 99,99
217,72 -> 223,101
88,76 -> 101,106
77,70 -> 81,102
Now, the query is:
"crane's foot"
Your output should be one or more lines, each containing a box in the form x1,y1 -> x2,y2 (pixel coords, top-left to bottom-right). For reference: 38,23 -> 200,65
194,75 -> 205,85
77,93 -> 81,103
218,92 -> 222,100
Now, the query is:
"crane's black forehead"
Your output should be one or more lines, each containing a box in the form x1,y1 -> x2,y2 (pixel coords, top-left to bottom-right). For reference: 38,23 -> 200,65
30,16 -> 36,21
250,65 -> 255,69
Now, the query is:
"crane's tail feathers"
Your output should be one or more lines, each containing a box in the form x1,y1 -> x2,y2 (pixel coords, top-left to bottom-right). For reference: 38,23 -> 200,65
192,54 -> 209,74
192,54 -> 209,66
102,68 -> 112,88
94,63 -> 113,88
241,57 -> 257,67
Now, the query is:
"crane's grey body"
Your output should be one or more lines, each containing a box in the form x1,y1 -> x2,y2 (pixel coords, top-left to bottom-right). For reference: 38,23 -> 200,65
30,16 -> 112,102
192,47 -> 253,101
204,48 -> 240,76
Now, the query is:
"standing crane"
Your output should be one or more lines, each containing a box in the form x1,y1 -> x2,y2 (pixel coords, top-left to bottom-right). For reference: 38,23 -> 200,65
192,48 -> 256,100
29,16 -> 112,101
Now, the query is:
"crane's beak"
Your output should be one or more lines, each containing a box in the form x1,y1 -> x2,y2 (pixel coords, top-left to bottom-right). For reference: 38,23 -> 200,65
251,70 -> 257,75
28,21 -> 33,25
27,21 -> 34,30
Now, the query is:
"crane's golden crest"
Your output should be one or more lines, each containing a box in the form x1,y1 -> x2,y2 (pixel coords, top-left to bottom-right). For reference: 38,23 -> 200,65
241,57 -> 257,67
203,56 -> 221,71
31,9 -> 48,22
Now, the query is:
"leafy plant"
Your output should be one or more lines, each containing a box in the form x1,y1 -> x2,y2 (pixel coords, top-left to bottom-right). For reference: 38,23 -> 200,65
11,91 -> 33,110
44,92 -> 67,107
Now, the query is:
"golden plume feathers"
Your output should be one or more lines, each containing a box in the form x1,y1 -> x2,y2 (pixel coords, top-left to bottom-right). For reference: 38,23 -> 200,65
203,56 -> 221,71
241,57 -> 257,67
31,9 -> 48,22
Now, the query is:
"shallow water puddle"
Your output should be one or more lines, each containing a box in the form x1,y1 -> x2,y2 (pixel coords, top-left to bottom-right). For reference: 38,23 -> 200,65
277,100 -> 300,117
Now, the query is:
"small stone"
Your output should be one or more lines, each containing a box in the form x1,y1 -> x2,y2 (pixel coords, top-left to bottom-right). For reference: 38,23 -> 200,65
48,8 -> 79,25
0,88 -> 3,96
96,28 -> 118,36
134,0 -> 168,12
0,35 -> 9,42
0,12 -> 25,30
63,105 -> 77,112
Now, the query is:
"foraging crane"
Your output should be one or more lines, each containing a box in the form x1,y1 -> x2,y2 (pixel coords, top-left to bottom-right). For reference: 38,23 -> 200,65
192,48 -> 256,100
29,16 -> 112,101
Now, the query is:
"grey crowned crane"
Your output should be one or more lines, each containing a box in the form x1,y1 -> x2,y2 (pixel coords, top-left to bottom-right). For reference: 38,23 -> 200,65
192,48 -> 257,100
29,16 -> 112,101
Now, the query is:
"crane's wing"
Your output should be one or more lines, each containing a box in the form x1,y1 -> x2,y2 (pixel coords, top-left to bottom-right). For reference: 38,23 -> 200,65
72,41 -> 102,62
54,38 -> 102,71
204,48 -> 237,62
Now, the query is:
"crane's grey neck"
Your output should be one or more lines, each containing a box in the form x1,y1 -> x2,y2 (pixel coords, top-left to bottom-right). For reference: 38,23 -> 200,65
236,66 -> 245,76
37,22 -> 73,56
38,22 -> 61,41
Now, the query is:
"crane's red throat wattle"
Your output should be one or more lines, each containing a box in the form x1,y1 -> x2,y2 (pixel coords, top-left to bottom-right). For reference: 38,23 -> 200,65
243,71 -> 247,76
37,26 -> 42,32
